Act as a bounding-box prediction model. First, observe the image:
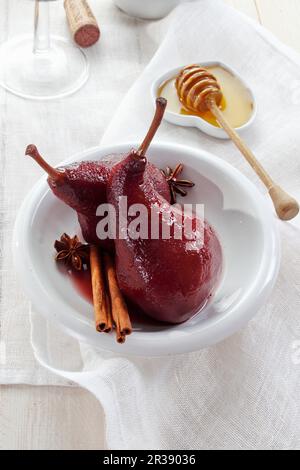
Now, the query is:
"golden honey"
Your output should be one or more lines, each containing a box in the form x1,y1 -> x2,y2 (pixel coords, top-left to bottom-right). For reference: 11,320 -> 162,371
158,65 -> 254,128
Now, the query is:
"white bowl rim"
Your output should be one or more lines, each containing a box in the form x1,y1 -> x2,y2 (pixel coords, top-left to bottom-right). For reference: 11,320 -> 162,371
152,61 -> 257,138
13,142 -> 280,356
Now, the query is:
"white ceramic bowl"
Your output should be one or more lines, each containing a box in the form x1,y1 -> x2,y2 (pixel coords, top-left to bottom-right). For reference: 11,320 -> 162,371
152,62 -> 257,140
13,143 -> 280,356
114,0 -> 194,20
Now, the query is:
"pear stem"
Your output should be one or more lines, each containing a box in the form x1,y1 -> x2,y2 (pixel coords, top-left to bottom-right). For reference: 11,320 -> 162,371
138,98 -> 167,157
25,144 -> 64,182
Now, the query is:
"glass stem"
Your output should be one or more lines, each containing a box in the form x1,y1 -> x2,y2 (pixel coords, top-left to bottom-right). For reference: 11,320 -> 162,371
33,0 -> 51,54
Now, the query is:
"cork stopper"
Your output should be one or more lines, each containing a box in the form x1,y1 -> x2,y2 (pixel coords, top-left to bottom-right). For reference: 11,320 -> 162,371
64,0 -> 100,48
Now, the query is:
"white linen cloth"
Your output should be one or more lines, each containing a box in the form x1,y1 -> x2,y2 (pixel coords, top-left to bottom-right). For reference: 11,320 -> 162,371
0,0 -> 165,386
3,0 -> 300,449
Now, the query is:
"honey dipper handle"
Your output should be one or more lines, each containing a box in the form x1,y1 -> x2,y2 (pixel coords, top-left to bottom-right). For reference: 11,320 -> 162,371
208,99 -> 299,221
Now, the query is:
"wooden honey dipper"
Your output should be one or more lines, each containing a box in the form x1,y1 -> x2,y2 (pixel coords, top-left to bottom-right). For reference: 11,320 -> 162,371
176,65 -> 299,221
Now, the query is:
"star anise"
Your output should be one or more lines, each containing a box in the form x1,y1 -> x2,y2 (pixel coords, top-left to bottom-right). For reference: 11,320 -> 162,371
54,233 -> 90,271
161,163 -> 195,204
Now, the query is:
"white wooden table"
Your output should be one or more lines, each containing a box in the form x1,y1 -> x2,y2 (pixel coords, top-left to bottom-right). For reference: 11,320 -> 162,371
1,0 -> 300,450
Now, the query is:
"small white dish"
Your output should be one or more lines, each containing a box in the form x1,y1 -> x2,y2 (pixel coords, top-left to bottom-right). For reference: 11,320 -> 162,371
13,143 -> 280,356
114,0 -> 195,20
152,61 -> 257,140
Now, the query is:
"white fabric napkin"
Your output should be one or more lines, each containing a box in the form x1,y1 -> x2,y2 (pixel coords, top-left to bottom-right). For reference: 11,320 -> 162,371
0,0 -> 162,386
30,0 -> 300,450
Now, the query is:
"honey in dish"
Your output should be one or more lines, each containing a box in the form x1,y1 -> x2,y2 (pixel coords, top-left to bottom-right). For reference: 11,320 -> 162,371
158,65 -> 254,128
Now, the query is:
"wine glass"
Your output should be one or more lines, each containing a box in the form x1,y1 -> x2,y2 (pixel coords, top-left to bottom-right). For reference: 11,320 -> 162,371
0,0 -> 89,100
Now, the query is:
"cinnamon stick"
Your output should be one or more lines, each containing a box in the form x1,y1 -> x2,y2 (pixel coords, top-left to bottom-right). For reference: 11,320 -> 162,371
90,245 -> 112,333
104,291 -> 113,333
103,252 -> 132,343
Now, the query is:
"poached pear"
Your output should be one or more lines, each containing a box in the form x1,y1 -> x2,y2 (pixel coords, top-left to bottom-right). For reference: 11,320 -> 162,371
26,146 -> 170,249
107,98 -> 222,323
